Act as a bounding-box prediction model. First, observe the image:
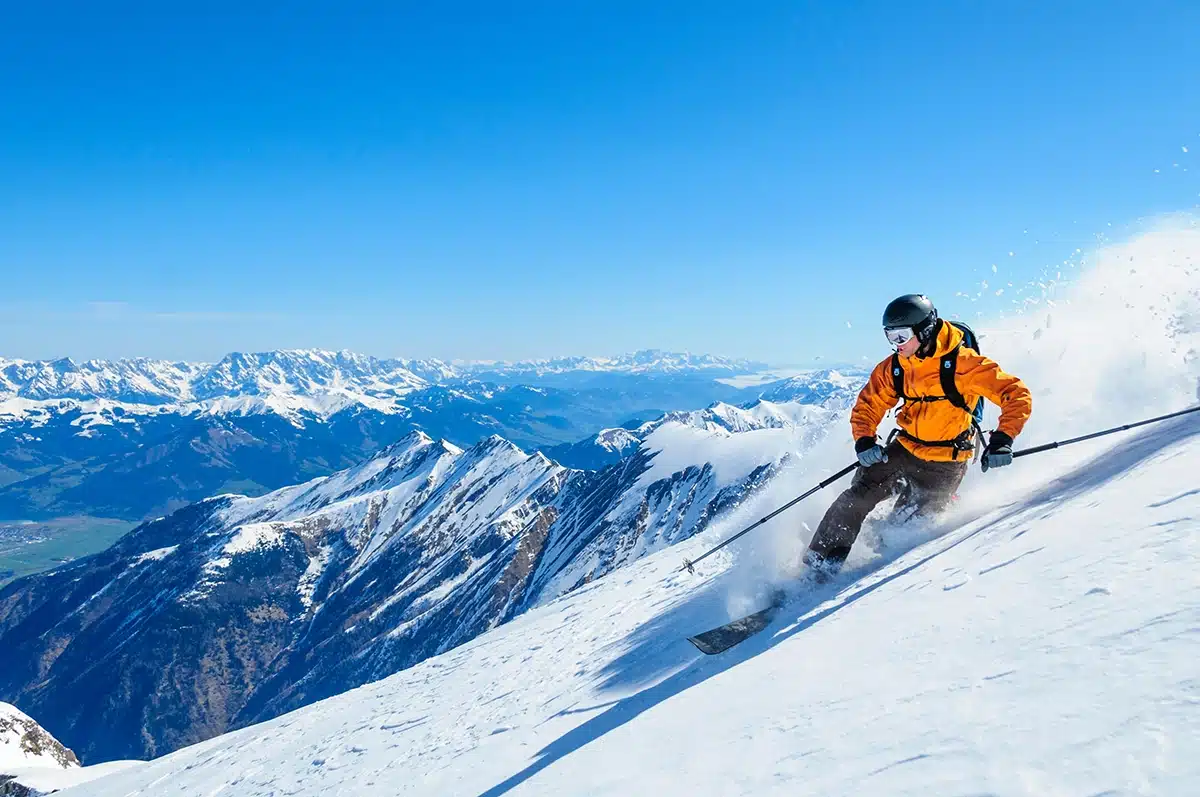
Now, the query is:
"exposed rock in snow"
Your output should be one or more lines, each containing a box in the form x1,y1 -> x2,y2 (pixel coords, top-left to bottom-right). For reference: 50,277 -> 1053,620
0,702 -> 79,774
3,760 -> 142,797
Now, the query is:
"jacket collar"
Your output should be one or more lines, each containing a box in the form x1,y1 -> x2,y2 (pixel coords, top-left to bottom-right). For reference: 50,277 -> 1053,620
904,319 -> 964,361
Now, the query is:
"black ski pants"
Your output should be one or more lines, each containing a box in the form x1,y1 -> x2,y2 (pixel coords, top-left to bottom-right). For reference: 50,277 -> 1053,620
806,440 -> 968,568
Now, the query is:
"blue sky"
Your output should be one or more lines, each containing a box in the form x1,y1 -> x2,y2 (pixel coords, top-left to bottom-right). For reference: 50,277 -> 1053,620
2,1 -> 1198,366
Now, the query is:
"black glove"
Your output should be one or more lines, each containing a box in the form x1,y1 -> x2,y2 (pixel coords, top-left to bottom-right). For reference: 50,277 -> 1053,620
981,431 -> 1014,472
855,436 -> 888,468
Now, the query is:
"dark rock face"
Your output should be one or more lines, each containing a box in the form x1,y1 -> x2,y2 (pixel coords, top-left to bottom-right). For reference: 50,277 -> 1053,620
0,405 -> 427,522
0,413 -> 811,763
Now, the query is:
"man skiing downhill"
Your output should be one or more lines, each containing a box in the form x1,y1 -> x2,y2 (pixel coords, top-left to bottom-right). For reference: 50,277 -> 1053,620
803,294 -> 1033,578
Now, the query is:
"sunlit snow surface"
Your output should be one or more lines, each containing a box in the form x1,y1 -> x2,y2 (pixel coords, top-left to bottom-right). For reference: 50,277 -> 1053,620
62,221 -> 1200,796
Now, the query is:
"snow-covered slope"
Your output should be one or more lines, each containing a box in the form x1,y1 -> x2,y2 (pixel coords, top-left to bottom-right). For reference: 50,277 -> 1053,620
0,702 -> 78,773
56,218 -> 1200,796
59,414 -> 1200,797
545,395 -> 857,471
0,701 -> 111,796
3,760 -> 142,797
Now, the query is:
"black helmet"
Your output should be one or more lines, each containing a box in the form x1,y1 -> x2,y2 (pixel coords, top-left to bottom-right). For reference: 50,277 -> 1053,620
882,294 -> 939,344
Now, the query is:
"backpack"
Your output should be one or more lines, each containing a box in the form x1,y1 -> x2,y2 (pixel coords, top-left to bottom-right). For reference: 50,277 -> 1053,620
890,320 -> 985,426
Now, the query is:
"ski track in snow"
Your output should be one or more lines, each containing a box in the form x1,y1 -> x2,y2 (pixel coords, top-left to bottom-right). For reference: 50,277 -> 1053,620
61,418 -> 1200,796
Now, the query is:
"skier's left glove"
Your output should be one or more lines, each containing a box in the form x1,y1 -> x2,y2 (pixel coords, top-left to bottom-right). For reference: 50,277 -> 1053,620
981,431 -> 1014,472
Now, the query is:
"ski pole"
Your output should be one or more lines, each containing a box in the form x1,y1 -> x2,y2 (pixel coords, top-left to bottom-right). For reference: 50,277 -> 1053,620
682,462 -> 857,574
1012,404 -> 1200,459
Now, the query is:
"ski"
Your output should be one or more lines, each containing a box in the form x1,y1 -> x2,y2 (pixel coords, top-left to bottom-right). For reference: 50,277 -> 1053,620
687,592 -> 788,655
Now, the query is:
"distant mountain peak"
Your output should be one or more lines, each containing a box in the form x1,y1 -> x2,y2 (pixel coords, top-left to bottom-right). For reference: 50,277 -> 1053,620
0,348 -> 766,409
462,349 -> 767,378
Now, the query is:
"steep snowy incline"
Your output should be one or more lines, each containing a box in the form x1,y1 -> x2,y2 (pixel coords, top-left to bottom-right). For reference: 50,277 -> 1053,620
63,414 -> 1200,796
60,217 -> 1200,797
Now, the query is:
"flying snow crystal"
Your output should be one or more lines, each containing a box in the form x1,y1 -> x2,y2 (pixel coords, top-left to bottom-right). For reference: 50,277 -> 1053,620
846,321 -> 852,328
996,289 -> 1005,296
1154,169 -> 1161,173
981,280 -> 989,290
992,264 -> 998,273
1009,251 -> 1015,256
1184,146 -> 1190,153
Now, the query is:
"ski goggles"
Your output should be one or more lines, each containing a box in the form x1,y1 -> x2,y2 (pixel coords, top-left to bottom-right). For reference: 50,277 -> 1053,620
884,326 -> 915,349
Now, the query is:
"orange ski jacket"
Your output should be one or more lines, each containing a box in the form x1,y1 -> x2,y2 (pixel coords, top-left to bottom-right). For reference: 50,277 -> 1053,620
851,321 -> 1033,462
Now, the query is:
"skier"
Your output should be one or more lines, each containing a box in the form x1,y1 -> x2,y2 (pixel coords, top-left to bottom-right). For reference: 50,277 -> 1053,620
803,294 -> 1033,578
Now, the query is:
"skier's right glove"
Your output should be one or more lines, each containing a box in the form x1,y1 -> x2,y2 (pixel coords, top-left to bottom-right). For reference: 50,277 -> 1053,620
855,436 -> 888,468
981,431 -> 1014,472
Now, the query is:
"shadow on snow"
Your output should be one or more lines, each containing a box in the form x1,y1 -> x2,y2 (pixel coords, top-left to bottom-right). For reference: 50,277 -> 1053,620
475,414 -> 1199,797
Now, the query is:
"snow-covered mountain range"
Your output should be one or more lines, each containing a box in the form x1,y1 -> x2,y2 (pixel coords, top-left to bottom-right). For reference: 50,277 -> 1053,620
0,349 -> 765,405
0,348 -> 855,522
542,372 -> 859,470
0,393 -> 844,763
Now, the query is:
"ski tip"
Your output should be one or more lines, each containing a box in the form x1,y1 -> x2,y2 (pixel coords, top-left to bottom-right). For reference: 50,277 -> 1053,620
687,635 -> 726,656
685,605 -> 779,655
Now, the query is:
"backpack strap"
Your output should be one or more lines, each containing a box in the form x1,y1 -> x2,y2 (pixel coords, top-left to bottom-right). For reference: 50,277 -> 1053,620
890,353 -> 905,400
896,427 -> 976,457
939,345 -> 970,413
